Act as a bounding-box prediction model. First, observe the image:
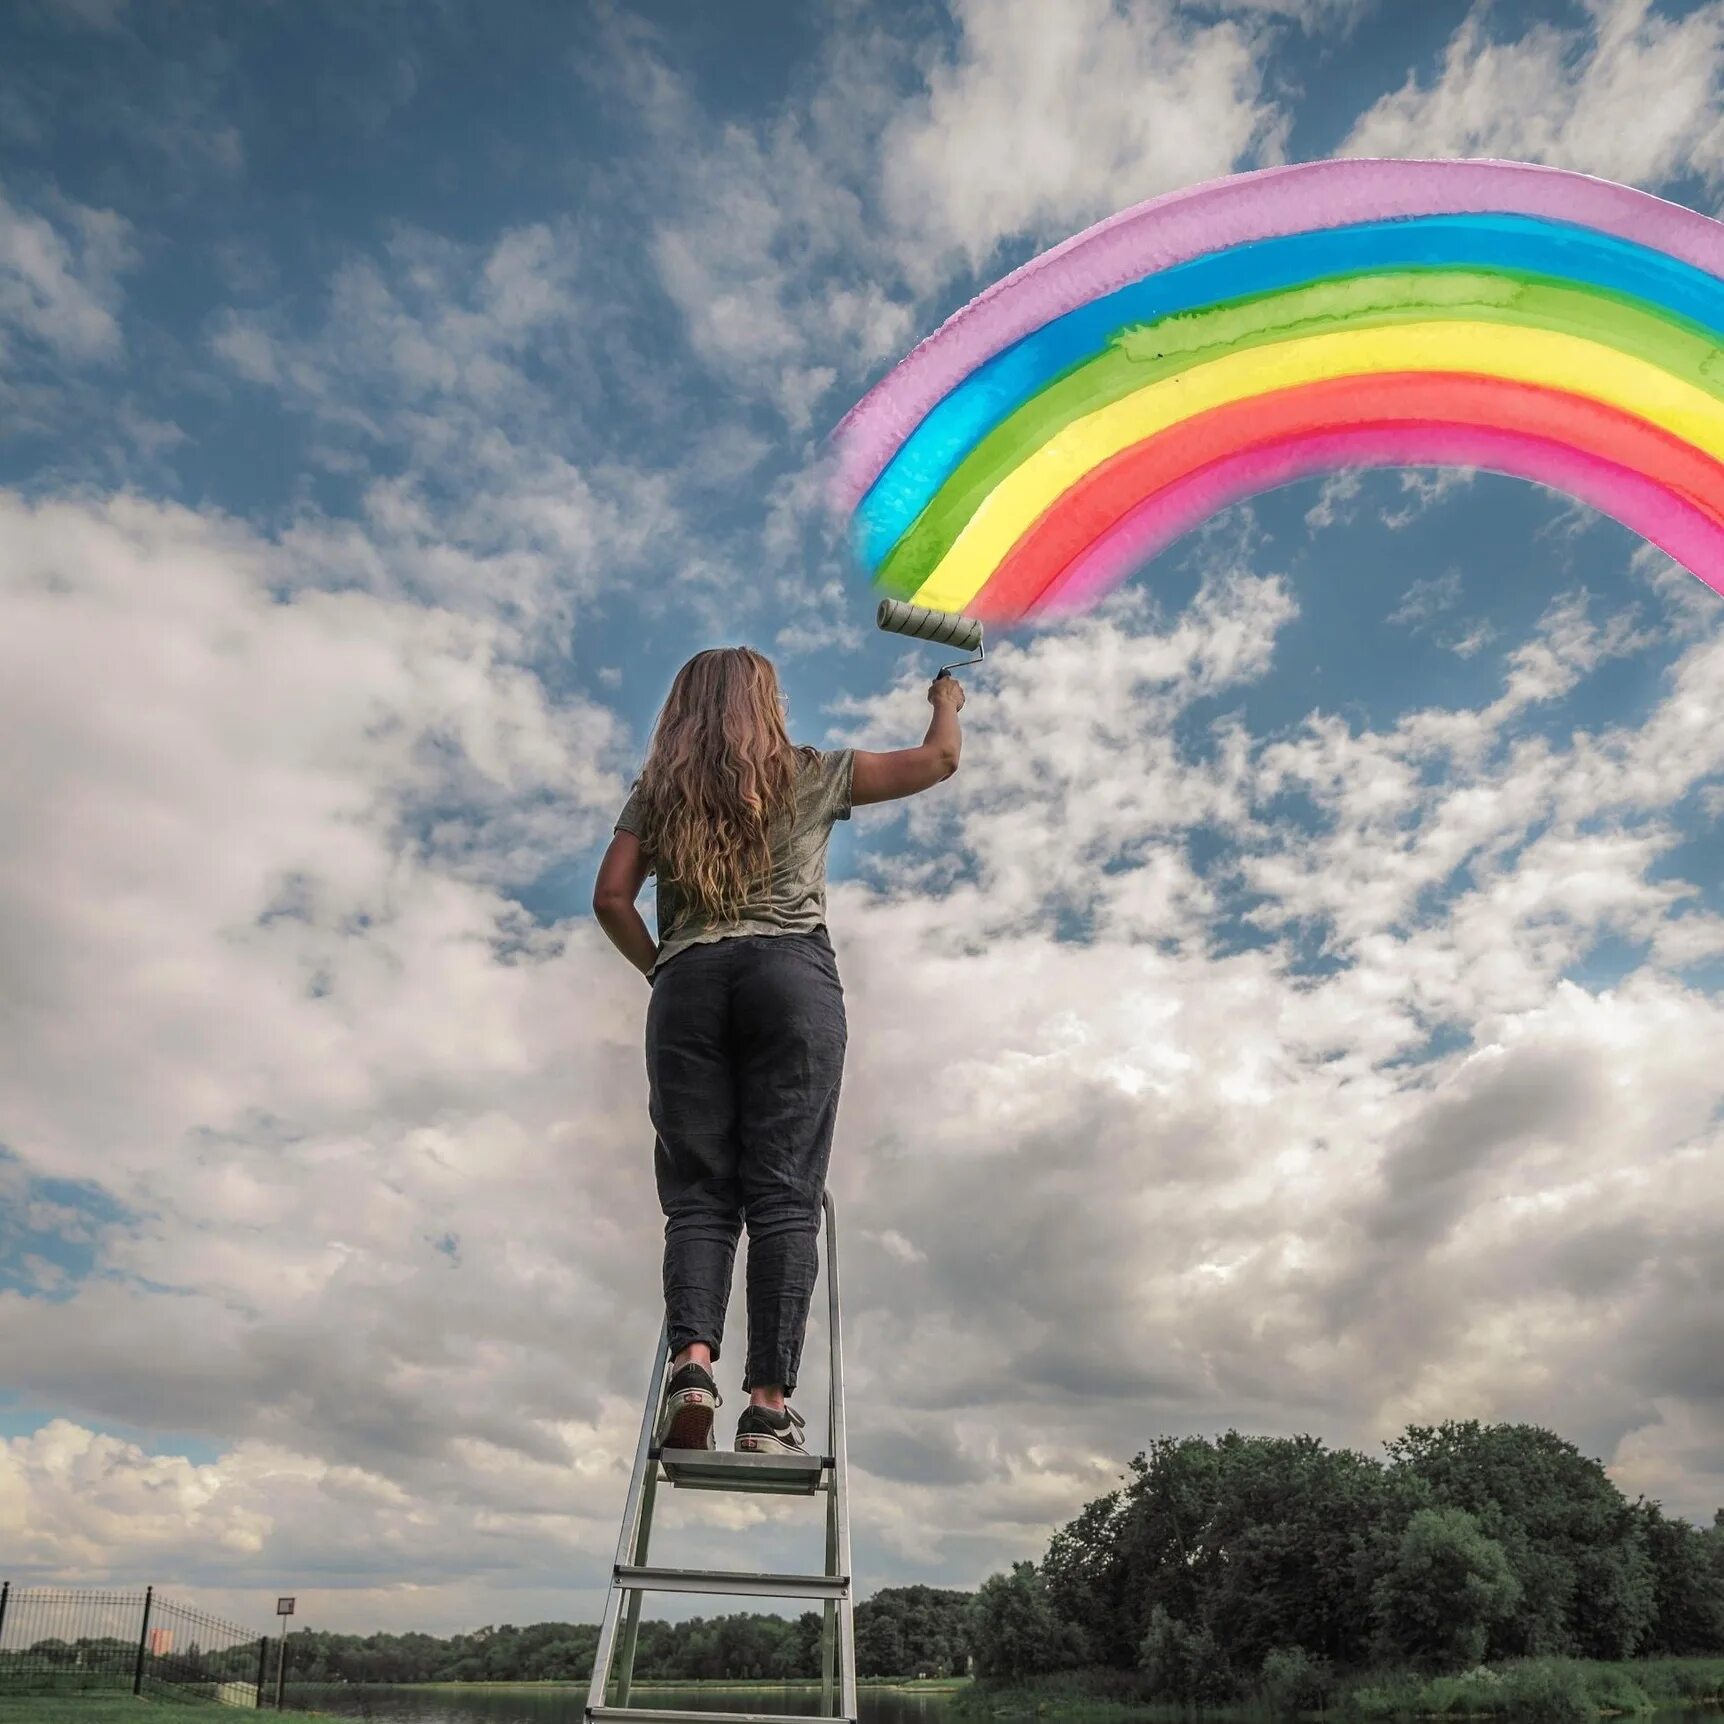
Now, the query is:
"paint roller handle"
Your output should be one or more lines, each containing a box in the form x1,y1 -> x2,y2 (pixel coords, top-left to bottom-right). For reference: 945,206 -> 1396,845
929,672 -> 966,709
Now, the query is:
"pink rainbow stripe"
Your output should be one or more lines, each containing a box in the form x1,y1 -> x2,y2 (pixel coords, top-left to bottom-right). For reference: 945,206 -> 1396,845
833,159 -> 1724,508
1036,427 -> 1724,616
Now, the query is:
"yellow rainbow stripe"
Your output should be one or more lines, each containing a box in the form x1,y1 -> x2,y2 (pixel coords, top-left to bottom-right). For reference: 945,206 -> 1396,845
908,321 -> 1724,613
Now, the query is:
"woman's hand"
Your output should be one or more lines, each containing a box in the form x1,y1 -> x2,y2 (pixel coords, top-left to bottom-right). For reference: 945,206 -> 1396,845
929,674 -> 966,712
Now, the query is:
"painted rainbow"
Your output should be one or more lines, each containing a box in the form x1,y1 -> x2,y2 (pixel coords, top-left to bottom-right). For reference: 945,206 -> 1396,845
834,158 -> 1724,624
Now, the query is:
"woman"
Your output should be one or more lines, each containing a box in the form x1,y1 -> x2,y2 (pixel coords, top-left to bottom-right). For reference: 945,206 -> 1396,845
592,646 -> 964,1455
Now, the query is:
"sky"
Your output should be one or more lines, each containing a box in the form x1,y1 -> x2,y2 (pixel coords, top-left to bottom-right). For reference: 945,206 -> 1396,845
2,0 -> 1723,1642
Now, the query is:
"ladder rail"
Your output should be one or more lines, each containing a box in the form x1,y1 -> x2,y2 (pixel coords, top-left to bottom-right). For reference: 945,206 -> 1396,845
587,1317 -> 672,1720
823,1191 -> 858,1721
613,1450 -> 659,1705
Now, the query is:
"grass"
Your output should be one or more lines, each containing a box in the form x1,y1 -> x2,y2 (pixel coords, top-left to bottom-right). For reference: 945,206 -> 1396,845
1341,1657 -> 1724,1721
954,1656 -> 1724,1720
0,1695 -> 331,1721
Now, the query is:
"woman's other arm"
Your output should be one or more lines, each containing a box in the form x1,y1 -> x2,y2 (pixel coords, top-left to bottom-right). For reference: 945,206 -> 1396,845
851,677 -> 965,806
592,832 -> 657,979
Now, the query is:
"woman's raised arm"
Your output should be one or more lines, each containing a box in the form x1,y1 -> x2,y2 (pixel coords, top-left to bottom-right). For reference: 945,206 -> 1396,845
851,677 -> 965,806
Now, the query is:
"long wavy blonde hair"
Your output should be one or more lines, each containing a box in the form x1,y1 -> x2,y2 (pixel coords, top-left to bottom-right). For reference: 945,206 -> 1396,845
634,647 -> 806,922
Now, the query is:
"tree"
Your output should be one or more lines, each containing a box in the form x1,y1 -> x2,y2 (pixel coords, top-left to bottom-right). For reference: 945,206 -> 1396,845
969,1563 -> 1086,1680
1384,1421 -> 1653,1658
854,1606 -> 908,1679
1373,1506 -> 1522,1671
1201,1434 -> 1388,1672
1639,1502 -> 1724,1654
1040,1431 -> 1388,1674
1041,1477 -> 1133,1664
854,1587 -> 973,1677
1139,1606 -> 1234,1704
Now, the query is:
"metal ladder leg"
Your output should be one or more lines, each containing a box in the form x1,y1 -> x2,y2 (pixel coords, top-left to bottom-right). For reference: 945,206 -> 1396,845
823,1192 -> 858,1723
586,1193 -> 856,1724
586,1323 -> 671,1721
820,1477 -> 838,1716
614,1425 -> 661,1705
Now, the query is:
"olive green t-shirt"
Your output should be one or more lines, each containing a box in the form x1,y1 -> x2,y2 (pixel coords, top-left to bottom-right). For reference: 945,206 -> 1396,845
614,746 -> 855,975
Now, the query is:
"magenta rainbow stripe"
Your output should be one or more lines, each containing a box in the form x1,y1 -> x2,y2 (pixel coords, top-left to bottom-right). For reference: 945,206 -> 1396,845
1039,426 -> 1724,617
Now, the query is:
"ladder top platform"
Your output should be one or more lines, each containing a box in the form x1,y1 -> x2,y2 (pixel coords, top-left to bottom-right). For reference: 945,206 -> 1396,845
657,1447 -> 828,1495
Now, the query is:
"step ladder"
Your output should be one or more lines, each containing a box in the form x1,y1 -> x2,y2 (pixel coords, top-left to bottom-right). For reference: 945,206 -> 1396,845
585,1189 -> 857,1724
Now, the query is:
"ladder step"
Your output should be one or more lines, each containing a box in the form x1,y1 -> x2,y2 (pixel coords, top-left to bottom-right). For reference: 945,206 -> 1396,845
591,1710 -> 852,1724
615,1564 -> 849,1601
658,1447 -> 829,1496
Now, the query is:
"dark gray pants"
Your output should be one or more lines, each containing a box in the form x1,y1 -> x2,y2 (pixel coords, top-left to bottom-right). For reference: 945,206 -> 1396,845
646,928 -> 847,1396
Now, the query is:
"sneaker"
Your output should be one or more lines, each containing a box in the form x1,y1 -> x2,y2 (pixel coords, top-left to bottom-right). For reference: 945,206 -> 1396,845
734,1402 -> 808,1456
656,1360 -> 721,1451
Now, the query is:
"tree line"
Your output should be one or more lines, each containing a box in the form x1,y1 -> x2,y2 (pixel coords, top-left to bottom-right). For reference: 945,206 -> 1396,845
969,1421 -> 1724,1701
283,1585 -> 973,1684
279,1422 -> 1723,1690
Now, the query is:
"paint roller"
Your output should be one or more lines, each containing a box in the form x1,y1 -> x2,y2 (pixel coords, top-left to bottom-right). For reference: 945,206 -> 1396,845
875,598 -> 985,679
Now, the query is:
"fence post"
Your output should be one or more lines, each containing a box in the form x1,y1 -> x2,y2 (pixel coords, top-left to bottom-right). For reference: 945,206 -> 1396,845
255,1635 -> 269,1708
0,1580 -> 9,1653
132,1585 -> 154,1696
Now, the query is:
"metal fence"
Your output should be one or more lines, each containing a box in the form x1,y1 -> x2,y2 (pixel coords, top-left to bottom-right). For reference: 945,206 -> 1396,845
0,1582 -> 271,1706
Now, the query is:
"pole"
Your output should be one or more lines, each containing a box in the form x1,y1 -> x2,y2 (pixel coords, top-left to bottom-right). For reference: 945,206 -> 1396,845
132,1585 -> 154,1696
0,1580 -> 10,1654
255,1635 -> 269,1708
273,1629 -> 288,1711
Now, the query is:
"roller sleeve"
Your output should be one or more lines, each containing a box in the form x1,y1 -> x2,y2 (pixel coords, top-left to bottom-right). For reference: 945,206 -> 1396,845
874,599 -> 984,654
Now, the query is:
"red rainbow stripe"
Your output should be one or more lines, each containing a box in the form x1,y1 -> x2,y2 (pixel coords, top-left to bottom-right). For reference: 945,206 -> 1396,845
969,375 -> 1724,620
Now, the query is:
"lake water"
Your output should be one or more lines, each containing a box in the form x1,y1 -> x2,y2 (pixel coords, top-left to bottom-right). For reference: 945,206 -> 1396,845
291,1684 -> 956,1724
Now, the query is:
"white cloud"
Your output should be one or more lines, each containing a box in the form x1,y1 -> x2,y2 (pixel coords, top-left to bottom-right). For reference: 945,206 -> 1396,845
1445,618 -> 1497,659
1343,0 -> 1724,190
208,220 -> 687,638
1221,0 -> 1370,24
1305,468 -> 1364,530
1385,468 -> 1477,530
1388,568 -> 1463,629
641,74 -> 917,428
0,183 -> 134,364
1,1422 -> 273,1575
817,567 -> 1724,1534
638,0 -> 1292,425
1,488 -> 631,1180
212,220 -> 585,431
0,486 -> 861,1617
1613,1398 -> 1724,1514
882,0 -> 1285,282
5,522 -> 1724,1621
